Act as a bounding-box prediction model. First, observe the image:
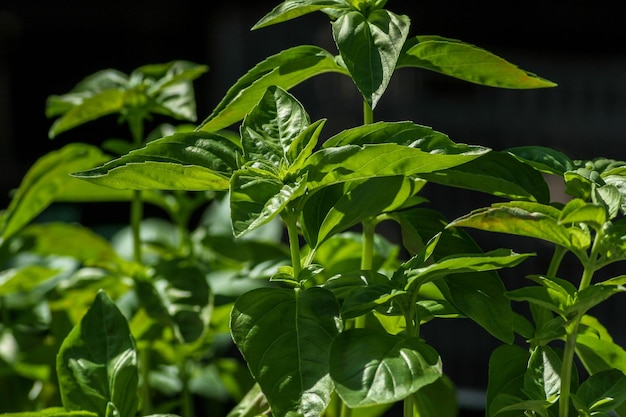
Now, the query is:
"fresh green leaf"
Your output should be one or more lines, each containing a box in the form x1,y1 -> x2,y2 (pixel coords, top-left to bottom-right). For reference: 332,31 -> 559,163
419,151 -> 551,203
400,36 -> 557,89
486,345 -> 529,417
507,146 -> 575,175
304,143 -> 487,191
56,291 -> 138,417
197,46 -> 348,132
329,328 -> 441,407
135,258 -> 211,344
404,249 -> 532,290
332,9 -> 410,107
301,176 -> 423,248
240,85 -> 310,172
0,408 -> 98,417
524,346 -> 562,402
230,287 -> 341,417
411,375 -> 458,417
1,143 -> 114,242
230,168 -> 307,237
573,369 -> 626,414
72,131 -> 239,191
449,201 -> 592,253
252,0 -> 347,30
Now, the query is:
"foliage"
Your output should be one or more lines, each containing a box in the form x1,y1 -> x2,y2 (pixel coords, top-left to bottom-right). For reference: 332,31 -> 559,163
2,1 -> 626,417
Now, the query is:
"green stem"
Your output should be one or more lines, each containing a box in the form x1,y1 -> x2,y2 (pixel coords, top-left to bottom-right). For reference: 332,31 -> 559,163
547,245 -> 567,278
404,393 -> 415,417
128,114 -> 145,264
559,320 -> 580,417
284,210 -> 302,278
361,218 -> 375,271
363,100 -> 374,125
131,191 -> 143,263
140,346 -> 152,416
559,265 -> 594,417
180,360 -> 194,417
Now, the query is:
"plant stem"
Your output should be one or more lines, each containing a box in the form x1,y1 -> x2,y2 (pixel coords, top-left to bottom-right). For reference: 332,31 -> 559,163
363,100 -> 374,125
140,346 -> 152,416
180,360 -> 194,417
559,319 -> 580,417
128,114 -> 145,263
559,265 -> 594,417
284,209 -> 302,278
131,192 -> 143,263
361,218 -> 375,271
547,245 -> 567,278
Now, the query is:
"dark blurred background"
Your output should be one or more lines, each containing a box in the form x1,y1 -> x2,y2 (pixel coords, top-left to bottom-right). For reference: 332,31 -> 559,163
1,1 -> 626,415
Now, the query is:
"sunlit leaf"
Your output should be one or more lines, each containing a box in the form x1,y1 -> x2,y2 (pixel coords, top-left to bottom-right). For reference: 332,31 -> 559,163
332,9 -> 410,107
240,85 -> 310,171
329,328 -> 441,407
197,46 -> 348,132
449,201 -> 591,253
252,0 -> 346,29
230,287 -> 341,417
400,36 -> 556,89
72,131 -> 239,191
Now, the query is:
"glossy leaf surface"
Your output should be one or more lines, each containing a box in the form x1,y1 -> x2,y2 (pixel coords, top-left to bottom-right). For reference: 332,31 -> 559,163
329,328 -> 441,407
332,9 -> 410,107
72,131 -> 240,191
230,287 -> 341,417
197,46 -> 347,132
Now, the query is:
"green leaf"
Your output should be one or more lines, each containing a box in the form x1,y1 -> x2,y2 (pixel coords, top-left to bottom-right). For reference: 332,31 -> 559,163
135,60 -> 209,122
301,176 -> 423,248
47,61 -> 207,138
252,0 -> 347,29
323,120 -> 464,149
1,143 -> 114,242
573,369 -> 626,414
230,168 -> 307,237
442,272 -> 516,344
524,346 -> 562,402
559,198 -> 607,230
230,287 -> 341,417
135,258 -> 211,344
332,9 -> 410,107
405,249 -> 533,290
576,332 -> 626,376
400,36 -> 557,89
449,201 -> 592,253
486,345 -> 529,417
329,328 -> 442,407
567,284 -> 626,320
508,146 -> 575,175
322,270 -> 403,318
46,69 -> 128,117
197,46 -> 348,132
240,86 -> 311,171
411,375 -> 458,417
48,89 -> 126,138
0,408 -> 98,417
17,223 -> 125,268
56,291 -> 138,417
72,131 -> 239,191
420,151 -> 551,203
304,143 -> 487,191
